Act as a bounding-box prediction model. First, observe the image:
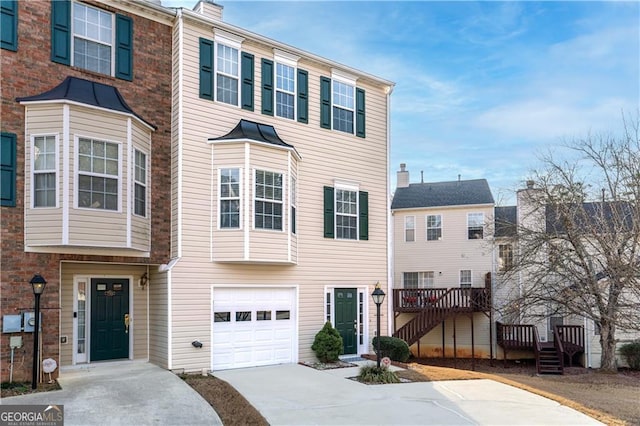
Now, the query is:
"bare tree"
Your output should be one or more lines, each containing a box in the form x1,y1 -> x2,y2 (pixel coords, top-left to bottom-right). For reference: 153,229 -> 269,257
497,114 -> 640,372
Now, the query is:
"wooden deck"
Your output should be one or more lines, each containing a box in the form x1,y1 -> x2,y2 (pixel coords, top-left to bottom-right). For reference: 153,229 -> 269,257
497,322 -> 585,374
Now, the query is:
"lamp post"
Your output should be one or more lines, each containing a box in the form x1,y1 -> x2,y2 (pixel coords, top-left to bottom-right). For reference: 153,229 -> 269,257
371,281 -> 385,369
30,274 -> 46,390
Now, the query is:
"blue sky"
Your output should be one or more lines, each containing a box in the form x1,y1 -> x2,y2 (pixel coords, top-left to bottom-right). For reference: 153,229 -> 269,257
167,1 -> 639,205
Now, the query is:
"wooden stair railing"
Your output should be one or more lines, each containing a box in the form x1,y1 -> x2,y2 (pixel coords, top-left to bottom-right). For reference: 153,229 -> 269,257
555,325 -> 585,367
393,307 -> 454,346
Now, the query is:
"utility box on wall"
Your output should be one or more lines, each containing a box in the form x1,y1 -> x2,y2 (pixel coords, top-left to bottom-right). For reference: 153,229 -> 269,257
23,312 -> 42,332
2,315 -> 22,333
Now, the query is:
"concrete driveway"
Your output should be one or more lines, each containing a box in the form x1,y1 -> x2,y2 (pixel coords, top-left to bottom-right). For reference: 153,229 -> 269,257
0,362 -> 221,426
214,362 -> 603,425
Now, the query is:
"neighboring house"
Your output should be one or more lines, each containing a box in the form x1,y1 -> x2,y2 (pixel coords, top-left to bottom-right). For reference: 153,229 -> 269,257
390,164 -> 495,360
493,183 -> 639,369
158,1 -> 394,372
1,0 -> 173,381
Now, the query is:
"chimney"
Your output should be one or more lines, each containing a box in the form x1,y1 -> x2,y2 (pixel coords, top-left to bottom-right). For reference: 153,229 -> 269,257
194,0 -> 223,20
397,163 -> 410,188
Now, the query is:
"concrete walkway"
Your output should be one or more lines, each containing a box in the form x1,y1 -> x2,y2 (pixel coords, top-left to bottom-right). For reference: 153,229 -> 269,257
214,361 -> 603,425
0,362 -> 222,426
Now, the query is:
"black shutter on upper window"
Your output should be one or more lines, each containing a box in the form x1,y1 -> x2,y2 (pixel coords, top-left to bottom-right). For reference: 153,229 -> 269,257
359,191 -> 368,240
261,58 -> 274,116
297,69 -> 308,124
356,88 -> 366,138
1,0 -> 18,51
51,0 -> 70,65
199,38 -> 214,100
323,186 -> 335,238
115,14 -> 133,81
241,52 -> 254,111
320,76 -> 331,129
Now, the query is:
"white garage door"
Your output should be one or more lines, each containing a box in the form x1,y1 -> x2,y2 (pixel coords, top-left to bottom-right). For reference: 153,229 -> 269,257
212,287 -> 297,370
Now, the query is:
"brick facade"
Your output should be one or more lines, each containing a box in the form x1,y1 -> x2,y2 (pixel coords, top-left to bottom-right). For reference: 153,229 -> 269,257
0,1 -> 172,382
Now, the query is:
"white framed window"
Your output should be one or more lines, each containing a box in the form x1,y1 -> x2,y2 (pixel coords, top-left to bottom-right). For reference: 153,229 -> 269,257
32,135 -> 57,208
426,214 -> 442,241
72,2 -> 114,75
468,212 -> 484,239
77,137 -> 120,211
460,270 -> 472,288
498,244 -> 513,271
214,32 -> 242,107
290,175 -> 297,234
276,63 -> 295,119
403,272 -> 434,289
335,188 -> 358,240
255,169 -> 283,231
332,79 -> 355,134
216,44 -> 239,105
133,149 -> 146,217
404,216 -> 415,242
220,168 -> 241,229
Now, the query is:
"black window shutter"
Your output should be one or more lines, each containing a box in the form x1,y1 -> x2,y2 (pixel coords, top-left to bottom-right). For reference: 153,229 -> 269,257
297,69 -> 308,124
199,38 -> 214,100
1,0 -> 18,51
323,186 -> 334,238
51,0 -> 70,65
115,14 -> 133,81
320,77 -> 331,129
356,88 -> 366,138
261,58 -> 274,116
359,191 -> 368,240
291,206 -> 296,234
241,52 -> 254,111
1,132 -> 17,207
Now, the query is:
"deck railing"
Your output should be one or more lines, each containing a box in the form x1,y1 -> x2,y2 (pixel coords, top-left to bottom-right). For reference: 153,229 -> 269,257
393,287 -> 491,312
555,325 -> 584,366
496,322 -> 537,350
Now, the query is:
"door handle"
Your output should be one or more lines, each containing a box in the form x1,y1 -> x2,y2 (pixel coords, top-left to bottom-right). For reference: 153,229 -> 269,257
353,320 -> 358,331
124,313 -> 130,334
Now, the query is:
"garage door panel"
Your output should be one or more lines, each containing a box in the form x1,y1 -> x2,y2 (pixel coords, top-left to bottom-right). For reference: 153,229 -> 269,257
212,287 -> 296,370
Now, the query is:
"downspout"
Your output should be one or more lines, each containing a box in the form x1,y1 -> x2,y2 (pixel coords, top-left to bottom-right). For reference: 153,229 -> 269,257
385,84 -> 394,336
585,316 -> 591,368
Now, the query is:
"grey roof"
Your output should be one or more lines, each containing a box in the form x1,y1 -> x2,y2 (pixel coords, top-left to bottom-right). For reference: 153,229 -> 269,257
16,76 -> 155,129
495,206 -> 517,237
208,119 -> 300,158
391,179 -> 494,210
546,201 -> 634,234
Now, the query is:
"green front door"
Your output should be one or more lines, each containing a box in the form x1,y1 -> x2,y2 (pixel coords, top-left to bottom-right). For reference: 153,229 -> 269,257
91,278 -> 129,361
334,288 -> 357,355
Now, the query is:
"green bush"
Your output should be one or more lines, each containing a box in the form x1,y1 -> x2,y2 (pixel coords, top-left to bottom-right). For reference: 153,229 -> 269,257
619,340 -> 640,370
311,322 -> 343,363
357,364 -> 400,384
372,336 -> 411,362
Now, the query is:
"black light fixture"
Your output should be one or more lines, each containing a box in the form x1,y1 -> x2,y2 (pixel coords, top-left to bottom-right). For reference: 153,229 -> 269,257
371,281 -> 385,369
30,274 -> 47,390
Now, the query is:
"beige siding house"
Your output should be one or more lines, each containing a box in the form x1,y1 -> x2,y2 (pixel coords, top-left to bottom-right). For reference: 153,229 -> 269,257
155,2 -> 394,372
391,164 -> 495,359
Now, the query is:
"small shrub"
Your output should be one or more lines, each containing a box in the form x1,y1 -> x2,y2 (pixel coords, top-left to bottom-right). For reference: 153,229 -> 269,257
619,340 -> 640,370
372,336 -> 411,362
311,322 -> 343,363
357,365 -> 400,384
